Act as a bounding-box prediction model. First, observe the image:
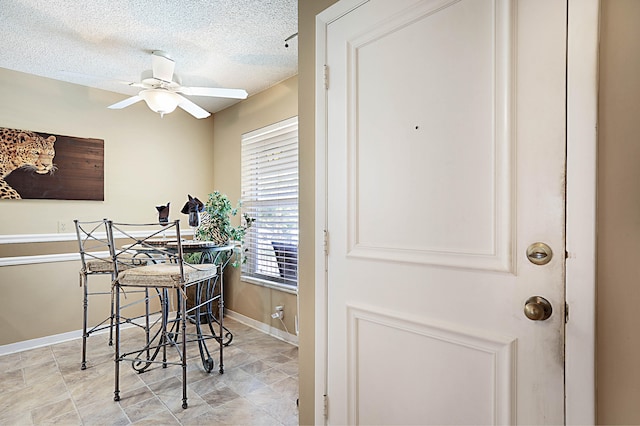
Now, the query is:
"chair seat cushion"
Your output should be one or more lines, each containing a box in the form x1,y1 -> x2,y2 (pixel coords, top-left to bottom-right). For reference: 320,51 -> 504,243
86,259 -> 114,273
85,257 -> 146,273
116,263 -> 217,288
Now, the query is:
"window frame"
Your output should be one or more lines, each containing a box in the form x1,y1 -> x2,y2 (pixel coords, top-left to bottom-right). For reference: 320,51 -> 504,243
240,116 -> 299,293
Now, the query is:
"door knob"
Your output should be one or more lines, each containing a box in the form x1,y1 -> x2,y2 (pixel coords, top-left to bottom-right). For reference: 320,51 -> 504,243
524,296 -> 552,321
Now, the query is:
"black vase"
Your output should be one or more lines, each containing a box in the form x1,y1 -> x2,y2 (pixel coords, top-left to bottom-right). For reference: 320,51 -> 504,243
188,211 -> 201,228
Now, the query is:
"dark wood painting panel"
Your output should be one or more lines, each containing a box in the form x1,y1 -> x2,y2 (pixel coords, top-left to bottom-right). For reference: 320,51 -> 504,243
4,131 -> 104,201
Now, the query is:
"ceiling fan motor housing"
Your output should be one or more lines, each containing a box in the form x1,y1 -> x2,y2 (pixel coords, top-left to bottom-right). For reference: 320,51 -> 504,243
140,69 -> 181,88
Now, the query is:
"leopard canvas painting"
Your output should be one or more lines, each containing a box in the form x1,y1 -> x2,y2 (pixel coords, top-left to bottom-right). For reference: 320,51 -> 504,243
0,127 -> 104,201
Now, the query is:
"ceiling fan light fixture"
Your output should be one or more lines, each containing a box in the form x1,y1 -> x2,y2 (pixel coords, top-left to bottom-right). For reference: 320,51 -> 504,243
107,52 -> 243,119
140,88 -> 180,117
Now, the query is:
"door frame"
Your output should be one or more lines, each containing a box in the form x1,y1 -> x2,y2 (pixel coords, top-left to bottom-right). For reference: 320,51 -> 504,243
314,0 -> 599,424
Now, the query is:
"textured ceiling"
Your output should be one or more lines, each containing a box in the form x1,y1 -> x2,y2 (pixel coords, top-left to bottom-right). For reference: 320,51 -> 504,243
0,0 -> 298,115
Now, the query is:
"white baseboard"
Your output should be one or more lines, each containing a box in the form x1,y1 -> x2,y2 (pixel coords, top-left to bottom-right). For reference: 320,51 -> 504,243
0,310 -> 297,356
225,309 -> 298,346
0,313 -> 163,356
0,329 -> 82,356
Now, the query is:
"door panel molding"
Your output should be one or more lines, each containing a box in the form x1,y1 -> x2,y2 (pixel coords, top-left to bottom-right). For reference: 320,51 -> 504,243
345,0 -> 516,273
347,304 -> 515,424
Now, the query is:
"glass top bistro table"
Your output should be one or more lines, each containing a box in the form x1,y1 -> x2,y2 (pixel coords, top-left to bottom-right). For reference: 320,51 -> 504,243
122,239 -> 235,373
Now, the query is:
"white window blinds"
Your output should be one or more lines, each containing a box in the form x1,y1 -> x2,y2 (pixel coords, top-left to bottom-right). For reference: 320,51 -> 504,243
241,116 -> 298,289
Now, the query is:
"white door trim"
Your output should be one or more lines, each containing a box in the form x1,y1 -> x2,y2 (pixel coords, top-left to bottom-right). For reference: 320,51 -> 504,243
565,0 -> 599,424
314,1 -> 599,423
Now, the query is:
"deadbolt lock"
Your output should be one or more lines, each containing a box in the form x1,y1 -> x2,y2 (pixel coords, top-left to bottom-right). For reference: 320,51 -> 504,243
526,242 -> 553,265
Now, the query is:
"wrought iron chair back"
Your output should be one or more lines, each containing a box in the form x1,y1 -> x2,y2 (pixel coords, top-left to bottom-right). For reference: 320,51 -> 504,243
74,218 -> 115,370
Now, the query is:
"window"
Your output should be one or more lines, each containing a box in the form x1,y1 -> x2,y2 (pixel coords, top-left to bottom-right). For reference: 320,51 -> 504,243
241,116 -> 298,291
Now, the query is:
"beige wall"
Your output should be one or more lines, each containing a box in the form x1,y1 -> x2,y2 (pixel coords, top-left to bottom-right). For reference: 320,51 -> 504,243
0,67 -> 216,345
0,69 -> 302,348
597,1 -> 640,423
7,1 -> 630,423
0,68 -> 216,233
211,76 -> 299,334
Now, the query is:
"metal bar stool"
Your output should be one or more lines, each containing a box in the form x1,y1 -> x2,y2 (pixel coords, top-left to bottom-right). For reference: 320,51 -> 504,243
107,219 -> 220,409
74,219 -> 151,370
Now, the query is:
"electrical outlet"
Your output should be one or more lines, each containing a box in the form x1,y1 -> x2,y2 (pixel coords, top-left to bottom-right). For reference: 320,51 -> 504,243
57,221 -> 68,233
272,305 -> 284,320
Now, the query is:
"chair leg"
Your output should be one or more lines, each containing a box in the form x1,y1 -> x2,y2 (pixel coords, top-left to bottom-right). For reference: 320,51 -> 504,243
162,289 -> 169,367
181,291 -> 188,409
218,289 -> 225,375
113,283 -> 121,402
108,272 -> 115,346
202,278 -> 225,374
195,281 -> 214,373
81,274 -> 89,370
145,288 -> 151,362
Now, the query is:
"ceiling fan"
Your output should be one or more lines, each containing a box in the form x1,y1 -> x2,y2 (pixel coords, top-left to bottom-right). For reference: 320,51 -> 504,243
107,51 -> 248,119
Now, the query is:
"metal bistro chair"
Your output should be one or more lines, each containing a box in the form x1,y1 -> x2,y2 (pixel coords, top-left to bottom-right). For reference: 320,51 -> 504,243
74,219 -> 150,370
107,219 -> 219,409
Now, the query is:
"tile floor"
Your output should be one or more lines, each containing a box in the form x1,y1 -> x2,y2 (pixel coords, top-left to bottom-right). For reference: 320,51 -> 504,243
0,318 -> 299,425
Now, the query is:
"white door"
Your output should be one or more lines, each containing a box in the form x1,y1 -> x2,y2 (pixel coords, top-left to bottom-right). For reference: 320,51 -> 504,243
320,0 -> 567,424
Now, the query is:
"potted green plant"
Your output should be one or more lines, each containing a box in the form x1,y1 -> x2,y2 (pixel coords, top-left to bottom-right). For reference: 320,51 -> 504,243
195,191 -> 254,267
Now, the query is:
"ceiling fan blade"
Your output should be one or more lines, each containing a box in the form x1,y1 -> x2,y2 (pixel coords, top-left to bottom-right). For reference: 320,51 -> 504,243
107,95 -> 143,109
179,86 -> 248,99
176,95 -> 211,119
152,51 -> 175,83
60,70 -> 142,88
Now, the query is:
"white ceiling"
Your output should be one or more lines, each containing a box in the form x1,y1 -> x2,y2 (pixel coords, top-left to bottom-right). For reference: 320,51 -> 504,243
0,0 -> 298,115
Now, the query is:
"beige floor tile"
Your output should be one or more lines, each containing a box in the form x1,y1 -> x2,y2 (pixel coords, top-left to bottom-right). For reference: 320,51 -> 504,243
0,409 -> 33,426
76,399 -> 129,426
0,352 -> 22,373
0,369 -> 25,393
278,359 -> 299,377
30,398 -> 77,424
19,346 -> 55,368
41,410 -> 83,425
218,366 -> 267,396
206,397 -> 281,425
270,376 -> 299,401
131,410 -> 180,425
0,317 -> 298,425
161,392 -> 213,424
255,366 -> 289,386
121,395 -> 168,423
0,373 -> 69,414
245,384 -> 297,421
240,359 -> 272,375
69,370 -> 118,409
200,383 -> 242,407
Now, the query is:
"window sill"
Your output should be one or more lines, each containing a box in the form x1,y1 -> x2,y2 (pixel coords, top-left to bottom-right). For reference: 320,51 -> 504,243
240,275 -> 298,295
